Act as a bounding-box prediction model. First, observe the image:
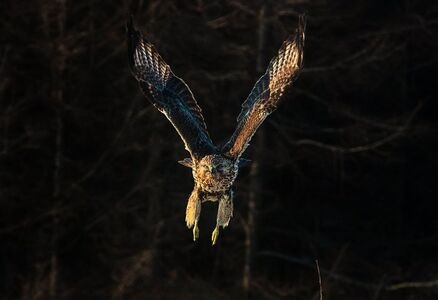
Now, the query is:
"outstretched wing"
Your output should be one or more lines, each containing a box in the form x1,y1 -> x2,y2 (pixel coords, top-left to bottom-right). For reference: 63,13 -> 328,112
223,15 -> 306,160
127,19 -> 216,160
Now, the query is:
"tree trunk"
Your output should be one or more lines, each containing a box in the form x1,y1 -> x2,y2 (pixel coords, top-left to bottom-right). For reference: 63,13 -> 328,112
243,4 -> 268,295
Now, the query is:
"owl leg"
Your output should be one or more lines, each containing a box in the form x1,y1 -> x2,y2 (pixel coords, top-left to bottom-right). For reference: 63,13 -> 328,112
211,190 -> 234,245
185,187 -> 202,241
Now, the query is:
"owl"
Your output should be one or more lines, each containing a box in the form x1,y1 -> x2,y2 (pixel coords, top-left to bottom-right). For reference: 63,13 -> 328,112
127,16 -> 305,245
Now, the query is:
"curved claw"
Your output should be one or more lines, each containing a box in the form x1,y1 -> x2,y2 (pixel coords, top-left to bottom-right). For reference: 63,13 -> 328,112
211,226 -> 220,245
193,221 -> 200,241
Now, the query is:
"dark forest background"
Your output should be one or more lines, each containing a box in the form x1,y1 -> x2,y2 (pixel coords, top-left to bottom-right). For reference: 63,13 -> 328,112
1,0 -> 438,299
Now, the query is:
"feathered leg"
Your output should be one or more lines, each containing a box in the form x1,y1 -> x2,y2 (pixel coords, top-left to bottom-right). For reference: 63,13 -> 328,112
185,187 -> 202,241
212,190 -> 234,245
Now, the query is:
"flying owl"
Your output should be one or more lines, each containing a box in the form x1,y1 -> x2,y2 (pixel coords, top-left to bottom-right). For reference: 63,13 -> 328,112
127,16 -> 305,245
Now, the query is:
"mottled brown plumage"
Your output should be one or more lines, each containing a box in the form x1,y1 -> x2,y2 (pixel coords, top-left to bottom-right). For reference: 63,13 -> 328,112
127,16 -> 305,245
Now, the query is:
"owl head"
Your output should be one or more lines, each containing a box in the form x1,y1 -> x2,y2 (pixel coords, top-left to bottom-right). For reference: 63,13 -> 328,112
194,154 -> 237,192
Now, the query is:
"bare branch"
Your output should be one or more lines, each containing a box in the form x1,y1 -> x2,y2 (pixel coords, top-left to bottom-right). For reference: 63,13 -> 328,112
273,101 -> 422,154
387,278 -> 438,291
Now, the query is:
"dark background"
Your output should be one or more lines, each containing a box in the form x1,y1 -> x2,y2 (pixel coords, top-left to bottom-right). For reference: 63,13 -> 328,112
1,0 -> 438,299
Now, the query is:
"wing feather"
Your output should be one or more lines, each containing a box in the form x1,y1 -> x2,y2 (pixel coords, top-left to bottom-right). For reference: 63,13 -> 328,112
127,19 -> 216,159
223,15 -> 306,159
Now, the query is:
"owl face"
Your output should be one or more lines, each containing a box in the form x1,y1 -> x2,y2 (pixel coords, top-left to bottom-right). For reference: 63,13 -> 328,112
194,155 -> 237,193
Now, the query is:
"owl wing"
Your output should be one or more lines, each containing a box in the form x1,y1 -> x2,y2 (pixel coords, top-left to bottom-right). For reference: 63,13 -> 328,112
223,15 -> 306,160
127,19 -> 216,160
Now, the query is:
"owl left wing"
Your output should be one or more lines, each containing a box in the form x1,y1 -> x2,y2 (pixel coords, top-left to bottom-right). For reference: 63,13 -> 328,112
127,19 -> 216,160
223,15 -> 306,160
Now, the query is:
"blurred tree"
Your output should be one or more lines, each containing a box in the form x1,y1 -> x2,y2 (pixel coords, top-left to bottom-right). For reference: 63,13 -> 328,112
0,0 -> 437,299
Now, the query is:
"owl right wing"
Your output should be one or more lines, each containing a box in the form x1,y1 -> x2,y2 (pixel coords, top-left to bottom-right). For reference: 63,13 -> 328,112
223,15 -> 306,160
127,19 -> 216,160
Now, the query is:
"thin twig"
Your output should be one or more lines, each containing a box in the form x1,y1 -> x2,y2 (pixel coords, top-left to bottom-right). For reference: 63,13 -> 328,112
274,101 -> 422,154
258,250 -> 438,292
372,275 -> 387,300
65,95 -> 144,193
293,88 -> 403,131
315,260 -> 323,300
257,250 -> 378,289
386,278 -> 438,291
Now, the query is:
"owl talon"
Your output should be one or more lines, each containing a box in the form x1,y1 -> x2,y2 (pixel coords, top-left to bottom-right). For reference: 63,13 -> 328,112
211,226 -> 220,245
193,221 -> 199,241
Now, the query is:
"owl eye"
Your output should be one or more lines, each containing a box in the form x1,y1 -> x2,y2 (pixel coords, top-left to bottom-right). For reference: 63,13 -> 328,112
218,164 -> 227,172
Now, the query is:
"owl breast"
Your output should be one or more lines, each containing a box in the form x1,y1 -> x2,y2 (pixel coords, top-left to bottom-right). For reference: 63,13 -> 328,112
193,155 -> 238,193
